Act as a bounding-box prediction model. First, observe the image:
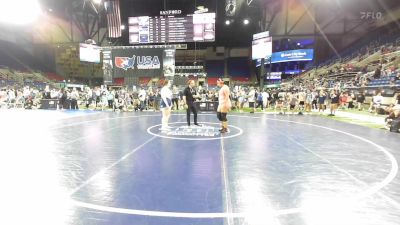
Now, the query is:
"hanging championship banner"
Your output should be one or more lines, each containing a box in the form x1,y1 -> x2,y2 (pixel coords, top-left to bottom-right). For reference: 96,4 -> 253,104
102,50 -> 113,84
163,49 -> 175,77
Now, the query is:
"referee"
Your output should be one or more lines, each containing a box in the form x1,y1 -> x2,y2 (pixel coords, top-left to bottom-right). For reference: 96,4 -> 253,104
183,80 -> 200,126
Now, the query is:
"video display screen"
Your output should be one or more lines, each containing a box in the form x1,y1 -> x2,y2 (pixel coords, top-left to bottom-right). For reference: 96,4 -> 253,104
79,44 -> 101,63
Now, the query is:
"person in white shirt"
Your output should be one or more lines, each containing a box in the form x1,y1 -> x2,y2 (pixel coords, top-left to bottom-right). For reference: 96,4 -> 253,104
7,89 -> 16,103
23,87 -> 30,99
160,80 -> 173,131
369,91 -> 383,114
70,88 -> 80,110
248,87 -> 256,113
262,90 -> 269,110
138,88 -> 147,111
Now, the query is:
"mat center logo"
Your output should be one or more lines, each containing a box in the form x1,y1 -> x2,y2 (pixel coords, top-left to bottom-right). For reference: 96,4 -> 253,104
115,55 -> 160,70
147,122 -> 243,140
164,125 -> 222,137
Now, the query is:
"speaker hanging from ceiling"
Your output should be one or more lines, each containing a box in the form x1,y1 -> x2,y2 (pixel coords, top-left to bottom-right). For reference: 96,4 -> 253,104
225,0 -> 236,17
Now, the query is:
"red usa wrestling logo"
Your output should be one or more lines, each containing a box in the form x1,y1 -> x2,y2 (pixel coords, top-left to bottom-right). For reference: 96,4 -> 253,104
115,57 -> 135,70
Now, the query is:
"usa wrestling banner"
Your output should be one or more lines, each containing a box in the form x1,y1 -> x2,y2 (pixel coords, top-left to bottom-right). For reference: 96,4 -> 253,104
112,48 -> 163,77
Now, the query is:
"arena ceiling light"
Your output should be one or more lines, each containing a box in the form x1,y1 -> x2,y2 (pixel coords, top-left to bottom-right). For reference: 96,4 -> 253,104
0,0 -> 42,25
92,0 -> 102,4
225,20 -> 231,25
243,19 -> 250,25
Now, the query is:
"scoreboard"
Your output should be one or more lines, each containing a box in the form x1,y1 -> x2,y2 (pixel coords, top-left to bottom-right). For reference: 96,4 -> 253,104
128,13 -> 215,44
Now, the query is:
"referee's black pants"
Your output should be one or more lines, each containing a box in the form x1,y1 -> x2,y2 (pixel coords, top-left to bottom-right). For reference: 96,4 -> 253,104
186,102 -> 198,126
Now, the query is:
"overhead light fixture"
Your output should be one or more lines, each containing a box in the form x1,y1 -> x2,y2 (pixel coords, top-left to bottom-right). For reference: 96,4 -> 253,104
0,0 -> 42,25
243,19 -> 250,25
121,25 -> 126,30
93,0 -> 102,4
225,20 -> 231,25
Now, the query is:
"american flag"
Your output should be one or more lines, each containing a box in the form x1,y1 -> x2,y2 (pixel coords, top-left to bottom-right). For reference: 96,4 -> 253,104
104,0 -> 122,38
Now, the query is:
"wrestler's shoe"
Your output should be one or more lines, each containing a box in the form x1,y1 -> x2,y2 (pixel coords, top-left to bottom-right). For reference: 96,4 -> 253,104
220,128 -> 228,133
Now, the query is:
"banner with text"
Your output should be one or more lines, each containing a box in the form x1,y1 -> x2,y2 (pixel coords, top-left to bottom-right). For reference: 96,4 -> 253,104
256,49 -> 314,66
112,48 -> 174,78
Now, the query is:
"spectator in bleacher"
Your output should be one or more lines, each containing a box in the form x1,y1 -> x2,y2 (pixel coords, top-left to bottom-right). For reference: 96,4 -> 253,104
311,90 -> 318,110
24,96 -> 33,109
348,91 -> 355,109
340,92 -> 348,109
356,91 -> 366,111
100,91 -> 108,110
238,89 -> 246,113
107,90 -> 114,109
298,90 -> 306,112
58,88 -> 67,110
262,89 -> 269,110
7,88 -> 16,104
329,90 -> 340,116
95,87 -> 101,107
289,92 -> 298,114
154,88 -> 161,111
385,105 -> 400,132
138,88 -> 146,111
70,88 -> 79,110
114,96 -> 125,112
23,87 -> 30,99
255,89 -> 264,111
374,66 -> 382,79
0,88 -> 6,105
172,85 -> 179,110
369,91 -> 383,115
318,90 -> 327,114
248,87 -> 256,113
50,89 -> 58,99
305,90 -> 313,113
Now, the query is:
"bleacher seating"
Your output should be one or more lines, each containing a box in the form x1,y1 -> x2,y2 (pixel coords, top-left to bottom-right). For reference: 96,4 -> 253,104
205,60 -> 224,77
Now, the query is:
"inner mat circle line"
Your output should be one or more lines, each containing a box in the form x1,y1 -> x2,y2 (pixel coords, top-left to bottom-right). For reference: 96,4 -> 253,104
71,114 -> 398,218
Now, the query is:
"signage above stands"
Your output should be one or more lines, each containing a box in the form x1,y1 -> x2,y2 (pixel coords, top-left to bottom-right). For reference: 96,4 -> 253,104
253,31 -> 270,40
102,44 -> 187,50
160,10 -> 182,15
129,13 -> 215,44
